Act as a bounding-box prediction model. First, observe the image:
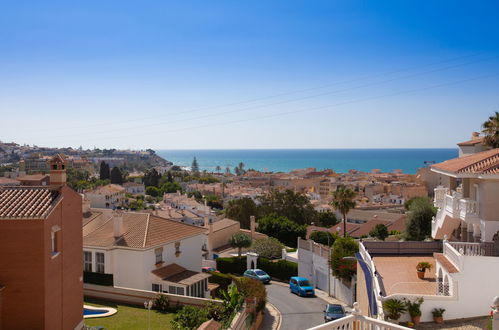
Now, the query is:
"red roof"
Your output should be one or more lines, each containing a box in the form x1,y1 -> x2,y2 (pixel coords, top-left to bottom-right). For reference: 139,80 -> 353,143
432,148 -> 499,175
0,187 -> 60,219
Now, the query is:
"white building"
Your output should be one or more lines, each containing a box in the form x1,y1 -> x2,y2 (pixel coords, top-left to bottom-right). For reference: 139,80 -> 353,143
83,210 -> 211,297
122,182 -> 145,195
85,184 -> 126,209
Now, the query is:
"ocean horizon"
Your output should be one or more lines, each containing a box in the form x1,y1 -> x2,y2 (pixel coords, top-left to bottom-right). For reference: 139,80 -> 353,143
156,148 -> 458,174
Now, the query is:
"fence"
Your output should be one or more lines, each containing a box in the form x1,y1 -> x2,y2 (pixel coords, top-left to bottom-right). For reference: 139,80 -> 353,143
84,283 -> 221,308
362,241 -> 442,255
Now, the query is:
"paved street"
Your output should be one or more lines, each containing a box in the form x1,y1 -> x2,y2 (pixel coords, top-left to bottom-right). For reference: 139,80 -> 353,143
265,282 -> 329,330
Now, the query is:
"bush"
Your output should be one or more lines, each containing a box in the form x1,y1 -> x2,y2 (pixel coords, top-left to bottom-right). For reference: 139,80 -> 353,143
252,237 -> 284,259
216,256 -> 247,275
330,237 -> 359,281
154,294 -> 169,313
405,197 -> 437,241
170,306 -> 208,329
258,258 -> 297,281
383,298 -> 407,320
256,214 -> 306,248
369,224 -> 389,241
234,277 -> 267,312
208,272 -> 233,296
309,231 -> 337,246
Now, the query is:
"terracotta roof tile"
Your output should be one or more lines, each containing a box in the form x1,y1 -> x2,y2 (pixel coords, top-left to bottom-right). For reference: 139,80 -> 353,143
434,252 -> 459,273
0,187 -> 60,219
457,137 -> 484,146
152,264 -> 210,285
432,148 -> 499,175
87,184 -> 125,195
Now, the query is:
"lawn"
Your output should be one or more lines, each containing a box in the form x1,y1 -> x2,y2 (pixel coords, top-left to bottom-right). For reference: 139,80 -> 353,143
84,298 -> 174,330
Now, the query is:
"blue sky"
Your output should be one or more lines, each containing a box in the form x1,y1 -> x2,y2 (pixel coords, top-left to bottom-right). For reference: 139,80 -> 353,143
1,1 -> 499,149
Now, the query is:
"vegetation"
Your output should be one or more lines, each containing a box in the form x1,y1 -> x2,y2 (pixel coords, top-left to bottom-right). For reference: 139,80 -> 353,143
482,111 -> 499,148
234,162 -> 246,176
154,294 -> 170,313
431,308 -> 445,317
256,214 -> 306,248
369,224 -> 389,241
99,161 -> 110,180
191,157 -> 200,175
330,237 -> 359,281
84,298 -> 174,330
143,168 -> 161,187
416,261 -> 432,272
309,231 -> 337,246
331,186 -> 357,237
110,166 -> 123,184
251,237 -> 284,259
228,233 -> 252,257
405,197 -> 437,241
146,186 -> 161,197
161,181 -> 182,194
171,305 -> 209,330
405,297 -> 424,318
216,257 -> 247,275
224,197 -> 258,229
258,258 -> 298,281
383,298 -> 407,320
234,277 -> 267,312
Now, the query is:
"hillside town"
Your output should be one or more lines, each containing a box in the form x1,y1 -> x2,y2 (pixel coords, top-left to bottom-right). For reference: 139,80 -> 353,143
2,125 -> 499,330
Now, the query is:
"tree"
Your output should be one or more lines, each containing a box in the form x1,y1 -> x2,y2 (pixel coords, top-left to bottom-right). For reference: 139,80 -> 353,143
405,197 -> 436,241
258,189 -> 317,225
309,231 -> 337,247
191,157 -> 200,175
146,186 -> 161,197
369,224 -> 389,241
110,167 -> 123,184
234,162 -> 246,176
330,237 -> 359,281
331,186 -> 357,237
160,182 -> 181,194
256,214 -> 307,248
313,211 -> 339,227
170,306 -> 209,330
228,233 -> 252,257
225,166 -> 231,174
224,197 -> 259,229
215,165 -> 221,173
482,111 -> 499,148
99,161 -> 110,180
251,237 -> 284,259
143,168 -> 160,187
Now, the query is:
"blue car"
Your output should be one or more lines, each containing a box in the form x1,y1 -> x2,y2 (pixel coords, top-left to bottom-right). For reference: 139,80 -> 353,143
243,269 -> 271,284
289,276 -> 315,297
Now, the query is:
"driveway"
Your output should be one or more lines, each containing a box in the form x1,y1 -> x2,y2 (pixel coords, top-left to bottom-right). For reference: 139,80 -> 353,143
265,282 -> 330,330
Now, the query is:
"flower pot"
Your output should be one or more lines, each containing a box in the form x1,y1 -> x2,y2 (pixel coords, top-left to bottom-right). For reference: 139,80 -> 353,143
417,270 -> 425,279
434,316 -> 443,324
411,315 -> 421,325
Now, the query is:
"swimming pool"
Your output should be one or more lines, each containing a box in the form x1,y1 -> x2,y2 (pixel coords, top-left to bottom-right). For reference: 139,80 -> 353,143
83,305 -> 117,318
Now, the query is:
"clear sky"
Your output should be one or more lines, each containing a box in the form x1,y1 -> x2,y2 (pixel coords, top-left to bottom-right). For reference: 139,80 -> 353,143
1,1 -> 499,150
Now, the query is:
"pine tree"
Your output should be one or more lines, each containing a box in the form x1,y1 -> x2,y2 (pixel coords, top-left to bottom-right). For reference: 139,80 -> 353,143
191,157 -> 200,175
110,167 -> 123,184
99,161 -> 110,180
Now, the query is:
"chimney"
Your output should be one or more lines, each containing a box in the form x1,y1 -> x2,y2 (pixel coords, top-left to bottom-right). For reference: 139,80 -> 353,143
204,215 -> 210,228
250,215 -> 256,240
49,154 -> 67,186
113,211 -> 124,238
471,132 -> 480,140
168,206 -> 172,217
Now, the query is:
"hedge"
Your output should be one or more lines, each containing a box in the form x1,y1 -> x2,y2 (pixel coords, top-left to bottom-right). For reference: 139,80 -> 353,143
216,256 -> 297,282
83,271 -> 114,286
208,271 -> 233,297
258,258 -> 297,282
216,256 -> 247,275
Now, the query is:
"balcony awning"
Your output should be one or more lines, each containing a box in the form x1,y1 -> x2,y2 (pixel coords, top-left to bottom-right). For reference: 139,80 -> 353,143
434,215 -> 461,240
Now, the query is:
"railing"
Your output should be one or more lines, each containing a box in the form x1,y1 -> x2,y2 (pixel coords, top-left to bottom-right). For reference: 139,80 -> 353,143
459,198 -> 478,219
434,186 -> 448,208
443,242 -> 462,270
444,194 -> 460,218
359,243 -> 384,319
449,242 -> 485,256
308,304 -> 411,330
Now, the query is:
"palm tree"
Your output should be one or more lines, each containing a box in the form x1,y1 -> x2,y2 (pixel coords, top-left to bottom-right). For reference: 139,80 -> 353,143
482,112 -> 499,148
215,165 -> 221,173
330,186 -> 357,237
228,233 -> 252,257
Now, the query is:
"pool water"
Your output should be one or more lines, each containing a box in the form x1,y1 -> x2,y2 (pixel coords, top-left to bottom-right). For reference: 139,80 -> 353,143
84,308 -> 108,316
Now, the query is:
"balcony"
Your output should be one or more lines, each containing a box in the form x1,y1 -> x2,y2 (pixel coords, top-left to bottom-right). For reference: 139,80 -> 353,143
434,187 -> 478,222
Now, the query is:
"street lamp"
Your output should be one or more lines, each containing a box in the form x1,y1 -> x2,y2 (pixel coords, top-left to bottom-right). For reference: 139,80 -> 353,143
342,256 -> 376,317
144,300 -> 153,330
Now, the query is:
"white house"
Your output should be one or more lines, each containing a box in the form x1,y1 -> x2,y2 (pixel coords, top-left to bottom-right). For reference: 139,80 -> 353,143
82,210 -> 211,297
85,184 -> 126,209
122,182 -> 145,195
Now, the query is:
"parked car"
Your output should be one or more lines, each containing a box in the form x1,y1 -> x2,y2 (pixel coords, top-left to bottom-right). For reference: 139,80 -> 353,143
201,267 -> 219,273
324,304 -> 346,322
289,276 -> 315,296
243,269 -> 271,284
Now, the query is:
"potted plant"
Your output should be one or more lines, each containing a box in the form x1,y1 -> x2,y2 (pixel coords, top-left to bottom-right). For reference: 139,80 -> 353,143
432,308 -> 445,324
382,298 -> 407,322
405,297 -> 424,325
416,261 -> 432,279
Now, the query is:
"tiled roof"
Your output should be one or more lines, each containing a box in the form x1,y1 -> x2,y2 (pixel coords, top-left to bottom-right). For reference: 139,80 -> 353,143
17,174 -> 49,181
432,148 -> 499,175
211,218 -> 239,232
347,209 -> 405,223
152,263 -> 210,286
83,212 -> 206,249
0,187 -> 60,219
457,137 -> 484,146
0,177 -> 20,185
87,184 -> 125,195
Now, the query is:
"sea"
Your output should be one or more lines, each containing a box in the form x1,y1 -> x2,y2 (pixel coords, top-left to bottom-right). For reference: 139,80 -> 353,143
156,149 -> 458,175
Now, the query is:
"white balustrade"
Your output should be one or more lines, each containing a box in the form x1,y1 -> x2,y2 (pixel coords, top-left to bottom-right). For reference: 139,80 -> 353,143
433,186 -> 448,208
308,313 -> 411,330
459,198 -> 478,220
449,242 -> 484,256
443,242 -> 462,270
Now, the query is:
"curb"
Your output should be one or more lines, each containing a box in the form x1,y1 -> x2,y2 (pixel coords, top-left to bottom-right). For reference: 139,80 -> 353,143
265,301 -> 282,330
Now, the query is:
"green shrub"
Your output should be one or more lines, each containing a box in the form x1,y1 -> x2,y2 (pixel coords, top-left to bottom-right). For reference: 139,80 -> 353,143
252,237 -> 284,259
216,256 -> 247,275
234,277 -> 267,312
170,306 -> 208,329
154,294 -> 169,313
330,237 -> 359,281
208,272 -> 233,297
383,298 -> 407,320
258,258 -> 297,281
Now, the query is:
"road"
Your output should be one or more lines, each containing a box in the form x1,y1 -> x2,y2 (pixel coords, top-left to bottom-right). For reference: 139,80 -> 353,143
265,283 -> 328,330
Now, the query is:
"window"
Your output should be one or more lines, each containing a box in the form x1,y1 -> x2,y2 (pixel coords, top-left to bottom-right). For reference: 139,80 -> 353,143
177,287 -> 185,295
51,225 -> 61,257
96,252 -> 105,273
169,285 -> 176,294
84,251 -> 92,272
155,248 -> 163,264
152,284 -> 162,292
